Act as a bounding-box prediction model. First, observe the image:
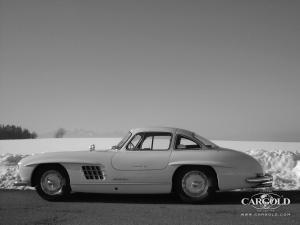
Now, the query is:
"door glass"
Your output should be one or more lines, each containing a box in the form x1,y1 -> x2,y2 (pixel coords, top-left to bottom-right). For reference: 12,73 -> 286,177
140,136 -> 152,150
153,136 -> 171,150
138,133 -> 172,150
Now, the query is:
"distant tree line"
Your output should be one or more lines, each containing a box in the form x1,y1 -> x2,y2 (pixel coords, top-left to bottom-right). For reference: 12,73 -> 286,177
0,124 -> 37,139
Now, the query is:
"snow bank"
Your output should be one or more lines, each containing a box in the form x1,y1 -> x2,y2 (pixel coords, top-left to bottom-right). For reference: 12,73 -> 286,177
245,149 -> 300,190
0,154 -> 33,190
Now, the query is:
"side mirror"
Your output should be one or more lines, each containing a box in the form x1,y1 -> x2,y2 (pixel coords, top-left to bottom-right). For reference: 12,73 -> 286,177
111,145 -> 117,150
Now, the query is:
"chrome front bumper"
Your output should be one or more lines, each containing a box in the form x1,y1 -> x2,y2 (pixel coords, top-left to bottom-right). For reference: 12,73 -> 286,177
14,181 -> 30,186
246,173 -> 273,188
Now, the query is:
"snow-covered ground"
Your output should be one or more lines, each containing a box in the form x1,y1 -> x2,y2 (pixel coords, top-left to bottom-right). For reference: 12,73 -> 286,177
0,138 -> 299,190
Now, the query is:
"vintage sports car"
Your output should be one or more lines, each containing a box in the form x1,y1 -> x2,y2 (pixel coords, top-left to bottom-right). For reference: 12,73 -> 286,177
15,127 -> 272,202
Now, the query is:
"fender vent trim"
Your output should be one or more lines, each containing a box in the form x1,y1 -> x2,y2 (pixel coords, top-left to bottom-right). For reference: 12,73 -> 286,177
82,165 -> 104,180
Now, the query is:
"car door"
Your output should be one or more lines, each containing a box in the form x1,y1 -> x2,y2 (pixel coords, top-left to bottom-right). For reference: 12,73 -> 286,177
111,132 -> 172,171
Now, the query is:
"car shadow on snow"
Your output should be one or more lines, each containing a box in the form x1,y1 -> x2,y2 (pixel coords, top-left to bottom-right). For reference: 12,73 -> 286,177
65,191 -> 300,205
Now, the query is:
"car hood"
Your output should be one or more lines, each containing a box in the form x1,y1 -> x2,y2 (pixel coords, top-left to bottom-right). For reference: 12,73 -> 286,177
19,150 -> 113,166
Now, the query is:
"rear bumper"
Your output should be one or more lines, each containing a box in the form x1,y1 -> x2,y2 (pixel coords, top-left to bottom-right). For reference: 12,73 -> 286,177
246,174 -> 273,188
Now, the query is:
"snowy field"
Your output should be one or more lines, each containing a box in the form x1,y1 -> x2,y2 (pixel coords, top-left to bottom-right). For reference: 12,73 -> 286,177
0,138 -> 299,190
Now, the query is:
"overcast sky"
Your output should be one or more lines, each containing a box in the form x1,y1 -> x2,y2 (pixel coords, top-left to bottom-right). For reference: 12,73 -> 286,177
0,0 -> 299,141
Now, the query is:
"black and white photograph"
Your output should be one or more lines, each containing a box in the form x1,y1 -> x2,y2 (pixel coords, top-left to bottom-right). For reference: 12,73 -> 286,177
0,0 -> 299,225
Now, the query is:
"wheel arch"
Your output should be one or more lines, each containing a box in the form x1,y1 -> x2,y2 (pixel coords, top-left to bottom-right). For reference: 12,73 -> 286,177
171,165 -> 219,192
31,163 -> 70,188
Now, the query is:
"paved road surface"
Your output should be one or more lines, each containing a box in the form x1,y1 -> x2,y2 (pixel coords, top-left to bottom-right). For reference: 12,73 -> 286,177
0,190 -> 299,225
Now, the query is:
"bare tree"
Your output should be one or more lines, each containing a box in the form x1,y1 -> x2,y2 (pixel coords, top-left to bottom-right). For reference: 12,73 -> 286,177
54,128 -> 66,138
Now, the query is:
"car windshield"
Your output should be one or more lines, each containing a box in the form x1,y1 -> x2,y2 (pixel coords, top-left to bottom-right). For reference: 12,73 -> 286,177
114,132 -> 132,149
193,133 -> 218,148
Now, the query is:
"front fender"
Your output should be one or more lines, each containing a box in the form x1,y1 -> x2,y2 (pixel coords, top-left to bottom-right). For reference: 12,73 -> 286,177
19,150 -> 112,167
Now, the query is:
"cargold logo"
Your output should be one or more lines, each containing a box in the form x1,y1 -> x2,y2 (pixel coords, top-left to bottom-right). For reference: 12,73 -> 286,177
241,193 -> 291,210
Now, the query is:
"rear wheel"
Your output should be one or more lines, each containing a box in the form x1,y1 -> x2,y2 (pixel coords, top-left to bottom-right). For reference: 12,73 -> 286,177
174,168 -> 216,203
35,165 -> 70,201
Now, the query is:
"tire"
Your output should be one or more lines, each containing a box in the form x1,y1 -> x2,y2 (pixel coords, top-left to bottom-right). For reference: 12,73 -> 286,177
35,165 -> 71,201
174,168 -> 216,203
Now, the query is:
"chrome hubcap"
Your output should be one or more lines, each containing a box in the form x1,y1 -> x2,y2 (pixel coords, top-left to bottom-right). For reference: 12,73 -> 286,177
182,171 -> 208,198
40,170 -> 65,196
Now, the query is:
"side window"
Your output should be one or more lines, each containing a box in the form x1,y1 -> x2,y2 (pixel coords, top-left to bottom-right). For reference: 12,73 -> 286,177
127,134 -> 142,150
141,136 -> 152,150
176,135 -> 201,149
129,132 -> 172,151
153,135 -> 171,150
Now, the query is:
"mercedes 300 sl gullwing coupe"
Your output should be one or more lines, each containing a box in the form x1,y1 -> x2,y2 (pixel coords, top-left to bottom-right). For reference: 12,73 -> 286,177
15,127 -> 272,202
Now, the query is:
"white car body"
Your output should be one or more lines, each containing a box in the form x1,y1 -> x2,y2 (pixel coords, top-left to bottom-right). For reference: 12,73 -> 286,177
16,127 -> 272,198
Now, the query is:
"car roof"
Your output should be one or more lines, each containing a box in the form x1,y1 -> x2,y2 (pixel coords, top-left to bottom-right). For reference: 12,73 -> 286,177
129,127 -> 195,136
128,127 -> 217,147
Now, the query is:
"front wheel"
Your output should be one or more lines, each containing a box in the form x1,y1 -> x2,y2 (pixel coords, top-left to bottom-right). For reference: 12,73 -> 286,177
35,166 -> 70,201
174,168 -> 216,203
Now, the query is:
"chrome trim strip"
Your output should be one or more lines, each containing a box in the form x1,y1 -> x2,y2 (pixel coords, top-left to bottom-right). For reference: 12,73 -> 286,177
73,182 -> 170,185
